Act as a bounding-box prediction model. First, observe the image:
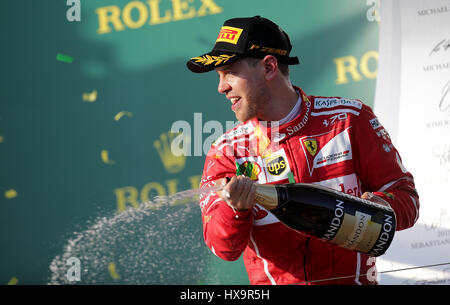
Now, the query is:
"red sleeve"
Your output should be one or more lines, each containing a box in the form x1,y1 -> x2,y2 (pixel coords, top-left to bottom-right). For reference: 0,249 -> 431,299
199,145 -> 253,261
352,104 -> 420,231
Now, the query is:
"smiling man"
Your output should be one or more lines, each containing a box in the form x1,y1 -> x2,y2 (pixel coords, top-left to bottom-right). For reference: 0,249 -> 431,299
186,16 -> 419,285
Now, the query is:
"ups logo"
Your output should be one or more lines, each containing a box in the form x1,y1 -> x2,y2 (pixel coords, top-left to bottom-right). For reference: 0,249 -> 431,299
266,156 -> 287,176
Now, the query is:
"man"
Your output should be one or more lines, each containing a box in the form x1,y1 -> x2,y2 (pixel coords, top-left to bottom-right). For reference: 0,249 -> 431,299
186,16 -> 419,285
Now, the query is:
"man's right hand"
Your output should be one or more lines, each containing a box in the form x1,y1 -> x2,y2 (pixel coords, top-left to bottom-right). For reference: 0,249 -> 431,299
216,176 -> 256,211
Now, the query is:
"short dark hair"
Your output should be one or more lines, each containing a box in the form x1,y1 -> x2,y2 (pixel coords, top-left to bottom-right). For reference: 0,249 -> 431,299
278,63 -> 289,77
245,57 -> 289,77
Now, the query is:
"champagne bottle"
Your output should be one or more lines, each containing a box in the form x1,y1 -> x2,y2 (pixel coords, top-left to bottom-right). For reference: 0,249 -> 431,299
253,183 -> 396,257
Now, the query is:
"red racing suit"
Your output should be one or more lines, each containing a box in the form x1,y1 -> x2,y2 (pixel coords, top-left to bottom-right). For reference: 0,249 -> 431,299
199,86 -> 419,285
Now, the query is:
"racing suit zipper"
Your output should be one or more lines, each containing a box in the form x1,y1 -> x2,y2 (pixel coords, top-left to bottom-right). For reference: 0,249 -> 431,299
303,237 -> 310,284
283,125 -> 310,284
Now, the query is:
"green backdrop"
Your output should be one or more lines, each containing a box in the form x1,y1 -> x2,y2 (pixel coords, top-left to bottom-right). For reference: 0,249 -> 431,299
0,0 -> 379,284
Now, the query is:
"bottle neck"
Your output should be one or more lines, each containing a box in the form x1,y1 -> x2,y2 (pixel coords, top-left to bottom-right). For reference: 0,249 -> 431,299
275,185 -> 290,204
254,185 -> 279,210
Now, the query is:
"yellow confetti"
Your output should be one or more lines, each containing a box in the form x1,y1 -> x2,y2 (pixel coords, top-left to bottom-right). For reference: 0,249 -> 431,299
4,189 -> 17,199
101,150 -> 115,165
7,277 -> 18,285
82,90 -> 97,102
108,262 -> 120,280
0,135 -> 4,143
114,111 -> 133,121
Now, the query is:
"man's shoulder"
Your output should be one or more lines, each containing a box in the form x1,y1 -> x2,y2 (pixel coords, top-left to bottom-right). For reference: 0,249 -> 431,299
306,94 -> 376,128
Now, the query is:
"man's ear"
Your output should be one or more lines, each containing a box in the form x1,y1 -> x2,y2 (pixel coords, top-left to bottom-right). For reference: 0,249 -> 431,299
262,55 -> 278,80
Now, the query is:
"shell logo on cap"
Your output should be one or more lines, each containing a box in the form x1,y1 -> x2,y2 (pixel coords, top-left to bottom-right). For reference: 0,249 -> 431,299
216,26 -> 243,44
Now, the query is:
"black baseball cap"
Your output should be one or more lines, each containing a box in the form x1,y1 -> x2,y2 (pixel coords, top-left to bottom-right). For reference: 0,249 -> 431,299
186,16 -> 299,73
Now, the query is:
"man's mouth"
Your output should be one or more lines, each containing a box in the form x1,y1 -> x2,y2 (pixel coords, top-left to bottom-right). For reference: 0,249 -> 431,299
230,97 -> 241,111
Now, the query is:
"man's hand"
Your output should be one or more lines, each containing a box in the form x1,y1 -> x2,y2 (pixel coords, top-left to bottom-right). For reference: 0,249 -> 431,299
216,176 -> 256,211
361,192 -> 391,208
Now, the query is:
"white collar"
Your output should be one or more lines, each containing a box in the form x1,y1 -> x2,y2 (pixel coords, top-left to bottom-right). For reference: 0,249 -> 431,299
278,91 -> 302,125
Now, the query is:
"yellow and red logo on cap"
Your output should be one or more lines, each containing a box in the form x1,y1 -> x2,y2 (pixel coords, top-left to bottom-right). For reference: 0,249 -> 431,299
216,26 -> 243,45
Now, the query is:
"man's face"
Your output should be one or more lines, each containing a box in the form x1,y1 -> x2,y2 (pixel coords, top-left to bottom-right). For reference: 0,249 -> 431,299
215,58 -> 269,122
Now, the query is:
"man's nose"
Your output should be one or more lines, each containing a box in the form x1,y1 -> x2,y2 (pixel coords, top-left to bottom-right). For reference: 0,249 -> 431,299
217,76 -> 231,94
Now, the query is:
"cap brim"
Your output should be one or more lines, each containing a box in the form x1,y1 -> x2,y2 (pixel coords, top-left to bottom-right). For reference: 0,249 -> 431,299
186,51 -> 242,73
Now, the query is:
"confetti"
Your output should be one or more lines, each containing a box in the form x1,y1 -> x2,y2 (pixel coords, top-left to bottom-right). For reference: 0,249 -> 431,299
7,277 -> 18,285
0,135 -> 4,143
82,90 -> 97,102
4,189 -> 17,199
101,150 -> 115,165
108,262 -> 120,280
56,53 -> 74,63
114,111 -> 133,121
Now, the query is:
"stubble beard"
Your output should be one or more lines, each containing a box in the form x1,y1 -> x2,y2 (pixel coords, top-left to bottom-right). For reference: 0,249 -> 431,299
235,79 -> 269,122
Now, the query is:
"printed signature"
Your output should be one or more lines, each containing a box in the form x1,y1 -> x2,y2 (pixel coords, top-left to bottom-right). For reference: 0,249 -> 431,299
439,81 -> 450,112
432,144 -> 450,168
429,38 -> 450,56
424,207 -> 450,231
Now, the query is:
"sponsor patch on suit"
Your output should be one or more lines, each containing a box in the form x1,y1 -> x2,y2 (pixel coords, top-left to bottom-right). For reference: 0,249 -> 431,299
300,128 -> 353,176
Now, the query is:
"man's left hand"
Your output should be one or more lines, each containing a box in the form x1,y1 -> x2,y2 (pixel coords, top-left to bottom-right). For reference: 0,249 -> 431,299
361,192 -> 391,208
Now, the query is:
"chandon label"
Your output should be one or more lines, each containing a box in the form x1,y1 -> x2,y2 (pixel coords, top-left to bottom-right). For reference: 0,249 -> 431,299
368,214 -> 394,256
342,211 -> 371,250
323,199 -> 345,240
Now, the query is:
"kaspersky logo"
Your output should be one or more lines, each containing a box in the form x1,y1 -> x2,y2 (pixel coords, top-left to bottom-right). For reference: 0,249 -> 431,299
236,161 -> 261,180
216,26 -> 243,44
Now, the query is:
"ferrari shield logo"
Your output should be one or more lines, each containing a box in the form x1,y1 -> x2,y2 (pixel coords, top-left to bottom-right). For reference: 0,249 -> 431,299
303,139 -> 318,156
